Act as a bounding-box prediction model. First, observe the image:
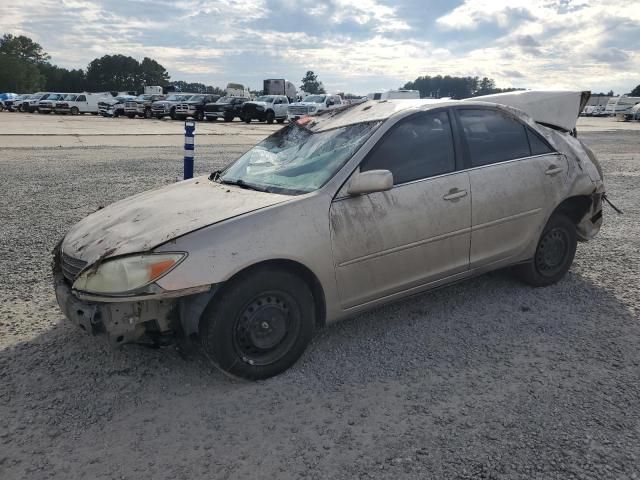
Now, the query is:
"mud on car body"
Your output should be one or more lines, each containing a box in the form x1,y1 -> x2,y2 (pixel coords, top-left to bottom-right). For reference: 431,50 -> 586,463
54,91 -> 605,380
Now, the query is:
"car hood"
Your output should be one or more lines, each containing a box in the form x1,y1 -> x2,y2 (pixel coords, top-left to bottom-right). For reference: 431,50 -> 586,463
290,102 -> 322,107
62,176 -> 292,265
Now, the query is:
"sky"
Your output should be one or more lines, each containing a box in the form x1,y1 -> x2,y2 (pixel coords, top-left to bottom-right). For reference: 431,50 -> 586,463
1,0 -> 639,95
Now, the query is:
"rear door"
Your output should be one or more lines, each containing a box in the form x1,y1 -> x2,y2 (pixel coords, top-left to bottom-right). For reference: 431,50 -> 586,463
329,109 -> 471,308
454,107 -> 565,268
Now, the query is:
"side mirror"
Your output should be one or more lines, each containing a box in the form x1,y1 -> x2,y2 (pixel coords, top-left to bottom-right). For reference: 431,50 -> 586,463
347,170 -> 393,196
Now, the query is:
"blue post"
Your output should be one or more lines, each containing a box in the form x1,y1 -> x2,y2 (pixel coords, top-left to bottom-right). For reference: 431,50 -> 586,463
184,120 -> 195,179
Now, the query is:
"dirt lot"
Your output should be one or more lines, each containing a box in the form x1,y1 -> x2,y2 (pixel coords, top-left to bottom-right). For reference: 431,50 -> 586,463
0,114 -> 639,479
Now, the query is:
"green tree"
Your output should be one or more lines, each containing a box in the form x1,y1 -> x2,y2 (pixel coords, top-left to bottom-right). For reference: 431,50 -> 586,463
86,54 -> 142,91
300,71 -> 325,95
170,80 -> 223,95
0,53 -> 45,91
0,34 -> 50,64
630,84 -> 640,96
140,57 -> 170,86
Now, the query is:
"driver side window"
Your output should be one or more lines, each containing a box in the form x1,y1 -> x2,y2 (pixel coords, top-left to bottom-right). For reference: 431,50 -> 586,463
361,111 -> 456,185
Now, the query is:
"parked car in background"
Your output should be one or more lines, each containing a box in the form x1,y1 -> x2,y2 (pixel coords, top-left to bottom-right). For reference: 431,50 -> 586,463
151,93 -> 196,119
287,94 -> 344,121
52,91 -> 604,380
23,92 -> 50,112
242,95 -> 289,124
0,93 -> 26,112
124,94 -> 165,118
204,96 -> 249,122
622,103 -> 640,121
55,92 -> 110,115
99,95 -> 136,117
38,93 -> 66,114
173,94 -> 220,121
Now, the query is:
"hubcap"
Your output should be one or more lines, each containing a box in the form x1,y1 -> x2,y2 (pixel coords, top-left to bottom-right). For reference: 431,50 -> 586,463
535,228 -> 569,276
233,293 -> 296,365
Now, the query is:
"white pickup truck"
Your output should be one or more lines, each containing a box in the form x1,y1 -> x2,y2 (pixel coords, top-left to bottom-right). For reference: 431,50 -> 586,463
287,94 -> 344,121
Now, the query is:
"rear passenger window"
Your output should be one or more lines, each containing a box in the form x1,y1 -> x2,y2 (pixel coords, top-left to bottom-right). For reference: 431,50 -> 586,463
458,109 -> 531,167
362,111 -> 455,185
526,128 -> 554,155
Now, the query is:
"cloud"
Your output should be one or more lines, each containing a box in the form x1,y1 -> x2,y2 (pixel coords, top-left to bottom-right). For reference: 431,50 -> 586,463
1,0 -> 639,95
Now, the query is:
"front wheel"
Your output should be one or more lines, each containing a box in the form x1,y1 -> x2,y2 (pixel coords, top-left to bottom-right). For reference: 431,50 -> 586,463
265,111 -> 275,124
224,114 -> 233,122
144,108 -> 153,119
200,268 -> 315,380
170,108 -> 177,120
514,213 -> 577,287
195,110 -> 204,121
276,118 -> 285,124
244,117 -> 251,124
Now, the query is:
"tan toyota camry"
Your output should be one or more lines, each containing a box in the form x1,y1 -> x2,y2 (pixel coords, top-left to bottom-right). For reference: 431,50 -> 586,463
54,91 -> 605,379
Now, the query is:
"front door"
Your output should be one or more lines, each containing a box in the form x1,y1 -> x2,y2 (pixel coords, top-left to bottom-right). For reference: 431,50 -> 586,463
330,110 -> 471,308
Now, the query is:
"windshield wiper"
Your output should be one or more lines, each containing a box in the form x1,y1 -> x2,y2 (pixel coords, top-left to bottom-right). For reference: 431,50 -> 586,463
219,178 -> 271,193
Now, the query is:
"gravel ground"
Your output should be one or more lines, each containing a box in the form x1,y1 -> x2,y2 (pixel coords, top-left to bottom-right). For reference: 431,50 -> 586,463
0,125 -> 639,479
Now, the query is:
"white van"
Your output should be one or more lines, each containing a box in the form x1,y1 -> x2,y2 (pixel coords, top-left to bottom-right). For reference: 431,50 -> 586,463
54,92 -> 112,115
367,89 -> 420,100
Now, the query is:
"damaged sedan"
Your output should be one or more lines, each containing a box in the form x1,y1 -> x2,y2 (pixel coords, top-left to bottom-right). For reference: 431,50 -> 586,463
54,91 -> 605,380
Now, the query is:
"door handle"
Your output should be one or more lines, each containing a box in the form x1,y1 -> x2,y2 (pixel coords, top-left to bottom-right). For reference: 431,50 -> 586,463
443,188 -> 468,201
545,165 -> 564,176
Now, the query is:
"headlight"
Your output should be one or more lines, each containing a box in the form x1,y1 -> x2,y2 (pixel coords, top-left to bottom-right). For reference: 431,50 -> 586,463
73,253 -> 185,294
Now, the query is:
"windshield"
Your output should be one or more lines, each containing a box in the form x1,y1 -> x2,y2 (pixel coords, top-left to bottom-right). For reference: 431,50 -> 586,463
137,94 -> 152,101
304,95 -> 326,103
255,96 -> 274,103
189,95 -> 205,101
166,94 -> 191,101
64,94 -> 77,101
218,121 -> 381,195
217,96 -> 231,103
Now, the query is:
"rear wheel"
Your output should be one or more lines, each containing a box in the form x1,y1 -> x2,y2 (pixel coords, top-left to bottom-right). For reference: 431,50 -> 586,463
200,268 -> 315,380
514,213 -> 577,287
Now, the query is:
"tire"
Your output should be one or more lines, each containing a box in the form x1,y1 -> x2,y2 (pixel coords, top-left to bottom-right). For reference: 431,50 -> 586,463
195,110 -> 204,121
514,213 -> 577,287
0,104 -> 4,112
244,117 -> 251,124
277,118 -> 285,124
155,115 -> 163,120
170,108 -> 177,120
144,108 -> 153,119
200,268 -> 315,380
127,114 -> 136,119
70,106 -> 79,115
224,113 -> 233,122
113,111 -> 120,118
265,111 -> 275,124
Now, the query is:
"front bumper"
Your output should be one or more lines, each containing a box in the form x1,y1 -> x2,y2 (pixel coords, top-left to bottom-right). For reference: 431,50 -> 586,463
54,271 -> 177,347
205,110 -> 226,118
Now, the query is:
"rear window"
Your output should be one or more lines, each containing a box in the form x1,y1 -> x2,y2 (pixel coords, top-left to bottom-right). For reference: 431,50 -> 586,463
458,109 -> 531,167
526,128 -> 554,155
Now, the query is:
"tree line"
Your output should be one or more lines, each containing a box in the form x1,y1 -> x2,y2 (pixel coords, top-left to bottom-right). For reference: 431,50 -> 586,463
0,34 -> 223,94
